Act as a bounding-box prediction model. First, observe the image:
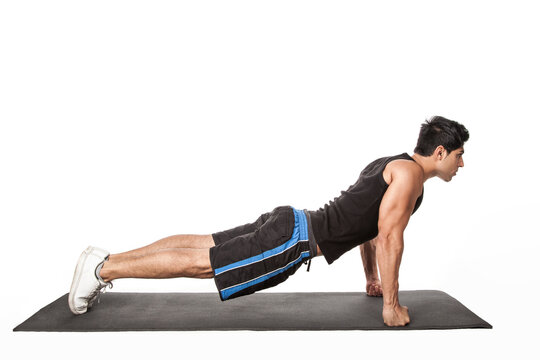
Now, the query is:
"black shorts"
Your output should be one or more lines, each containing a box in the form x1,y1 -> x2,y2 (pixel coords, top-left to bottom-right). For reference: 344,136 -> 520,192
210,205 -> 316,301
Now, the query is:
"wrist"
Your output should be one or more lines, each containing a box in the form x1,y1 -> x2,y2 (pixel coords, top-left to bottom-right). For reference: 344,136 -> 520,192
383,297 -> 400,309
383,303 -> 400,311
366,275 -> 379,282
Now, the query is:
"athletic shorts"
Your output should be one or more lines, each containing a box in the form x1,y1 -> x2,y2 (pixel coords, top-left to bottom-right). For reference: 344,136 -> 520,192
210,205 -> 317,301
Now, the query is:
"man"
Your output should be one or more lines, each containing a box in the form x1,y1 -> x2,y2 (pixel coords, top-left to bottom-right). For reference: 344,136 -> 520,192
68,116 -> 469,327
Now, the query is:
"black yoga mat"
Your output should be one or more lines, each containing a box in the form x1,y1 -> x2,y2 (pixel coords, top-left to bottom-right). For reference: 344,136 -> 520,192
14,290 -> 492,331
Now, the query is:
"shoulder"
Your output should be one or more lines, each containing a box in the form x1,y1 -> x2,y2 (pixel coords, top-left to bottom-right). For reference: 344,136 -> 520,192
378,160 -> 424,229
383,159 -> 423,196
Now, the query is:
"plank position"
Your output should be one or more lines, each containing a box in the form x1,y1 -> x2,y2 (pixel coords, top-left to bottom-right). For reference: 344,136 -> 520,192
68,116 -> 469,327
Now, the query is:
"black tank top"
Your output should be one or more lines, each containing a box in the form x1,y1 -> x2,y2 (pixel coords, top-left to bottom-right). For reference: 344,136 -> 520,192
308,153 -> 424,264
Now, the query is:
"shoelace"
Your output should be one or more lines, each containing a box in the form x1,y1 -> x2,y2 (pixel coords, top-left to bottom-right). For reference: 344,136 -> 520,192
92,259 -> 113,306
96,282 -> 113,304
87,281 -> 113,308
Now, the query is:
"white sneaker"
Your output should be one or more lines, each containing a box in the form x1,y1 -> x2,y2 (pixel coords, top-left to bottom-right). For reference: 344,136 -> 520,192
68,246 -> 113,315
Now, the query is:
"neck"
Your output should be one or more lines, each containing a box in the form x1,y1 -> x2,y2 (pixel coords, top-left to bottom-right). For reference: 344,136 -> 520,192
411,153 -> 438,183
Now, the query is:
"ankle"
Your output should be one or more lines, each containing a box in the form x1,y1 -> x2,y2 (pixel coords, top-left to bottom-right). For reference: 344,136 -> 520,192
98,260 -> 114,283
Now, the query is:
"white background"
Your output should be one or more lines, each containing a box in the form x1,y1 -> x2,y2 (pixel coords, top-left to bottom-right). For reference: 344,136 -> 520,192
1,0 -> 539,358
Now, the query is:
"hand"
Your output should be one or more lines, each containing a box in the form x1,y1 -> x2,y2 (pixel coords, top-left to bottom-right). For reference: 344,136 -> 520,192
382,304 -> 410,327
366,279 -> 383,297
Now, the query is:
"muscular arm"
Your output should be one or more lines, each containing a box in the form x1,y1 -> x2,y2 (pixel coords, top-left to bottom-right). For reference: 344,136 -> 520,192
376,228 -> 405,308
360,240 -> 378,281
376,164 -> 423,325
360,239 -> 383,296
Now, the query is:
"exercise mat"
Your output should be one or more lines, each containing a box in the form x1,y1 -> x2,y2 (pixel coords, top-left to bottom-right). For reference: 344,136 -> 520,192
14,290 -> 492,331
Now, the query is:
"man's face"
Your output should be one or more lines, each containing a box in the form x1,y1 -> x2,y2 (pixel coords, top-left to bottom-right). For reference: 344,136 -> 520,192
438,147 -> 465,182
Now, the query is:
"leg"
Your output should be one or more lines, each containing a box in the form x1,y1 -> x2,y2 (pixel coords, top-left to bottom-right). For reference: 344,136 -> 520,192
68,245 -> 213,315
110,234 -> 215,261
100,247 -> 214,281
69,210 -> 273,314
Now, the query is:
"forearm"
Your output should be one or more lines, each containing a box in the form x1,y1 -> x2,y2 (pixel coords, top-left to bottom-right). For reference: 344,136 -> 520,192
375,233 -> 404,308
360,240 -> 379,281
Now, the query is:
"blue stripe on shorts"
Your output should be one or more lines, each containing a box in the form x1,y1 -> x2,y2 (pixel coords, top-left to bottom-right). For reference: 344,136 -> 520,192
215,207 -> 310,300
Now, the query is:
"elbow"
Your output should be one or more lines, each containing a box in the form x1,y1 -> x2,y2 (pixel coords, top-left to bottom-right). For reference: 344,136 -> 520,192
376,229 -> 404,252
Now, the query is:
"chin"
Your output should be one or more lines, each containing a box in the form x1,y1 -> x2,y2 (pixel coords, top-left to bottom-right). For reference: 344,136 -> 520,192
437,174 -> 453,182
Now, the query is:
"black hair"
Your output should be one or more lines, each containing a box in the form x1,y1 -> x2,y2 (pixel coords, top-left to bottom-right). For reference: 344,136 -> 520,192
414,116 -> 469,156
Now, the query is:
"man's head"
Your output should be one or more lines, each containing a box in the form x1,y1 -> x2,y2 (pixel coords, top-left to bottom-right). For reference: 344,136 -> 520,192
414,116 -> 469,182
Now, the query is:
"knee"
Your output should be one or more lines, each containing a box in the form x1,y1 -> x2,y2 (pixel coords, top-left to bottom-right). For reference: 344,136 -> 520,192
193,251 -> 214,279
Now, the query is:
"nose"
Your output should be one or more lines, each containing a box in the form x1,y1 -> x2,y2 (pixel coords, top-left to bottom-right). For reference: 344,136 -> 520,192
459,158 -> 464,167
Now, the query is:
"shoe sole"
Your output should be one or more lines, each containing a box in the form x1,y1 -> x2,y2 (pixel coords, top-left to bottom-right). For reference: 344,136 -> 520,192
68,246 -> 94,315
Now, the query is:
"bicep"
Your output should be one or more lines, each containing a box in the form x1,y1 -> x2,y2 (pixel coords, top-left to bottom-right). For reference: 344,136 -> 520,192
378,172 -> 422,238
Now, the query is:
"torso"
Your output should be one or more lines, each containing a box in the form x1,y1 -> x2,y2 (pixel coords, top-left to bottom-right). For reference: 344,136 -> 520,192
309,153 -> 425,265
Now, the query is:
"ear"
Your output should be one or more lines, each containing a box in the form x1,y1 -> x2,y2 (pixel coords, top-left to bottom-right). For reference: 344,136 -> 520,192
432,145 -> 447,160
